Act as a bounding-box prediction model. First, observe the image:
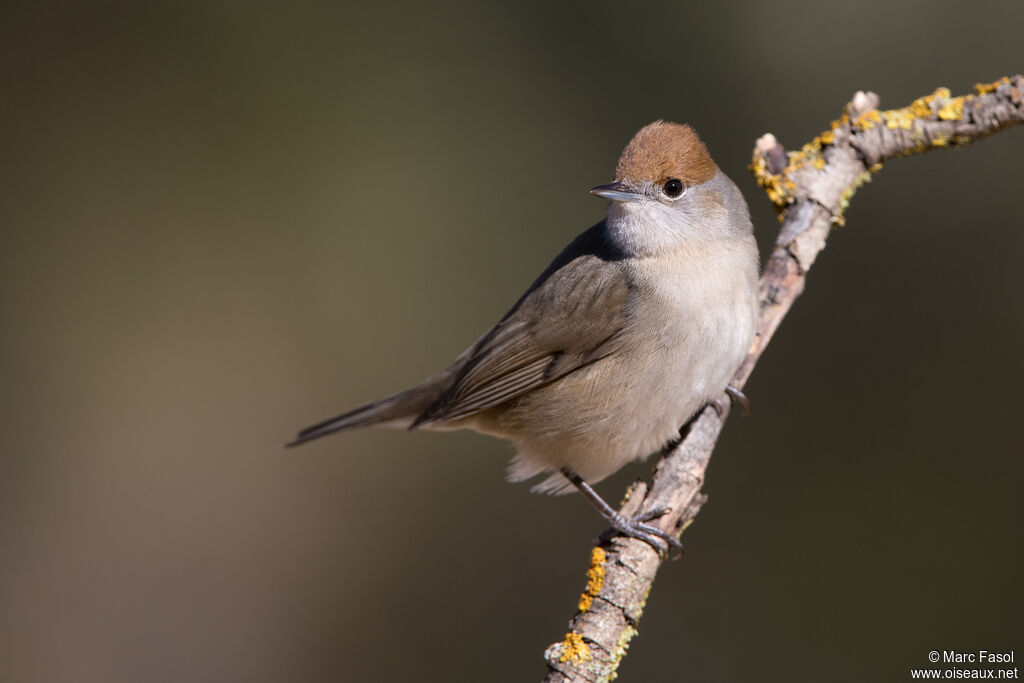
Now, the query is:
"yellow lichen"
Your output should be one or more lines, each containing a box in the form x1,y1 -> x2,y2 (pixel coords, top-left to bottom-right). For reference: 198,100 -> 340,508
586,548 -> 606,593
883,108 -> 916,130
782,140 -> 828,181
853,108 -> 882,129
833,169 -> 874,227
750,79 -> 1012,234
749,149 -> 796,208
606,625 -> 638,679
938,96 -> 964,120
910,96 -> 932,118
578,547 -> 606,612
975,77 -> 1010,94
874,87 -> 968,131
558,632 -> 591,663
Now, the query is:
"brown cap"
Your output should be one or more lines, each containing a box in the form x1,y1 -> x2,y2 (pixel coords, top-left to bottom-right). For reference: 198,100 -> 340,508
615,121 -> 717,187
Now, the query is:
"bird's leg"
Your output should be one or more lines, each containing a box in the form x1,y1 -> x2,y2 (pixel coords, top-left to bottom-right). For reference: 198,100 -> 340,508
561,468 -> 682,554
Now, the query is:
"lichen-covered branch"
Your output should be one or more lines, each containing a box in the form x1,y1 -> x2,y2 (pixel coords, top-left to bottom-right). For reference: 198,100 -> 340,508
542,75 -> 1024,683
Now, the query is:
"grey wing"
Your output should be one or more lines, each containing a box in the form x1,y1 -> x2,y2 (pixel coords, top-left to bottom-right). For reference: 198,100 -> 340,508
412,251 -> 630,427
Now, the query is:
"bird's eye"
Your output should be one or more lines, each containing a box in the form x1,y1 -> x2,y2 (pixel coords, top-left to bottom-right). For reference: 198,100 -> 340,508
663,178 -> 684,198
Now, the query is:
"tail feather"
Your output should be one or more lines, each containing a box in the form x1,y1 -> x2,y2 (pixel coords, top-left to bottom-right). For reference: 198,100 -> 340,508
286,401 -> 399,447
288,389 -> 428,448
286,378 -> 450,448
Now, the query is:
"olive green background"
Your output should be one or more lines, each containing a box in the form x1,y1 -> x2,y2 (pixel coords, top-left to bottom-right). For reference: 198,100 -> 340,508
2,2 -> 1022,681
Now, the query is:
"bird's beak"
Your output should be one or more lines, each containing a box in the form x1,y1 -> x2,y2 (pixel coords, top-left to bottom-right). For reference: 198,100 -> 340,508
590,181 -> 644,202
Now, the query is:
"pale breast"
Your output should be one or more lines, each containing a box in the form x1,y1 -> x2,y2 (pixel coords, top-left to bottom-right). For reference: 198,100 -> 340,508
489,237 -> 758,487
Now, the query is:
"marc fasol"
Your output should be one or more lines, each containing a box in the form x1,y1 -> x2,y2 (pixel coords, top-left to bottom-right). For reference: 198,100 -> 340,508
944,651 -> 1015,664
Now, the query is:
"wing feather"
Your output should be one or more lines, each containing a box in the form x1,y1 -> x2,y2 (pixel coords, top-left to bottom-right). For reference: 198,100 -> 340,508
413,222 -> 631,427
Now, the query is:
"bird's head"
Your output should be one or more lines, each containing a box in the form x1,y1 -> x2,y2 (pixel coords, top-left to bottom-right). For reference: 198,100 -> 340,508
592,121 -> 751,256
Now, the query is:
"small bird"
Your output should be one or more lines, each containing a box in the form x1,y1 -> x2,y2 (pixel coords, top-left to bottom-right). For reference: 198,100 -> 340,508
289,121 -> 759,551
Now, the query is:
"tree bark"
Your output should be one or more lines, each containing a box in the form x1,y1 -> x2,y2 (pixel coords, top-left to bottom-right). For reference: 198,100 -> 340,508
541,75 -> 1024,683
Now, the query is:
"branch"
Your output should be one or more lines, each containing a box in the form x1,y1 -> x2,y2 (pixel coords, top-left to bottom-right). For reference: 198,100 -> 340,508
541,75 -> 1024,683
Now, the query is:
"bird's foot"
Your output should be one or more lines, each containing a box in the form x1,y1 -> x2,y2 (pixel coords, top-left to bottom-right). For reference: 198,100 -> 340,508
725,385 -> 751,416
601,506 -> 683,555
563,468 -> 682,555
711,385 -> 750,418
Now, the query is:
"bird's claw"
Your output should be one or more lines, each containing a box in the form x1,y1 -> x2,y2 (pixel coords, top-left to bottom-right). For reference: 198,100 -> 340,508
603,507 -> 682,554
725,385 -> 751,416
711,385 -> 751,418
564,469 -> 683,556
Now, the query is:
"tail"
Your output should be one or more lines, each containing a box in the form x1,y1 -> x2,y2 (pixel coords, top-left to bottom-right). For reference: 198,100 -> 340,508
286,382 -> 445,448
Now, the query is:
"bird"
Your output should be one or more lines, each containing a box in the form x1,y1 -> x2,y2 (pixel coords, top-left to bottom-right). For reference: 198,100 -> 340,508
288,121 -> 759,552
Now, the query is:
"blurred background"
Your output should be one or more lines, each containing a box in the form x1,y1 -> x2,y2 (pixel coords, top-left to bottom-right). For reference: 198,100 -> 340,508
1,1 -> 1021,681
